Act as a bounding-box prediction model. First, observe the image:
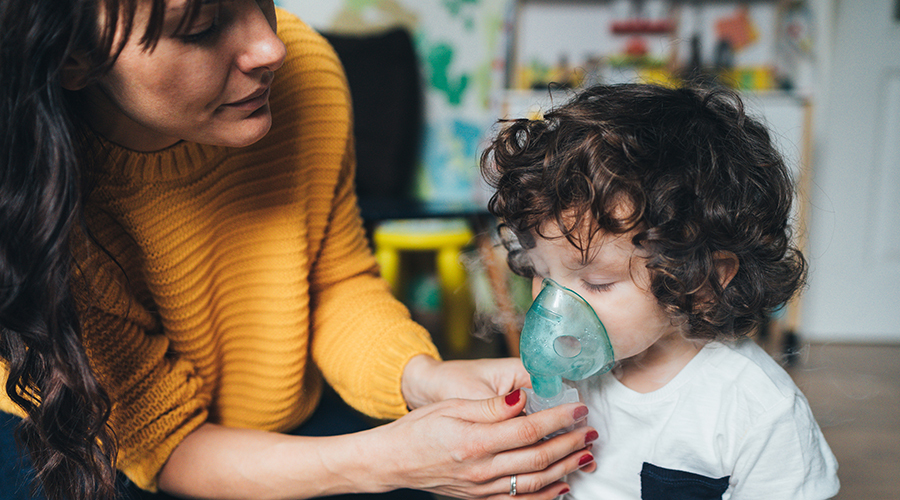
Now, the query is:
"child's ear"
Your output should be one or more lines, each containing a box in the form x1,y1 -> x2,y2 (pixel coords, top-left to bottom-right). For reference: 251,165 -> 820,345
61,52 -> 91,91
693,251 -> 739,310
712,251 -> 739,289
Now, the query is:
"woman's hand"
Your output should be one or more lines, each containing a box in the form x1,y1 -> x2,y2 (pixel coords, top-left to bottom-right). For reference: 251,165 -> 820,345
159,361 -> 595,500
158,390 -> 596,500
401,355 -> 531,409
362,389 -> 597,499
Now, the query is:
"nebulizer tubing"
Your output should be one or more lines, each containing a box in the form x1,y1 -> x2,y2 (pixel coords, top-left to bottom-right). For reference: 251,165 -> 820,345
520,279 -> 615,417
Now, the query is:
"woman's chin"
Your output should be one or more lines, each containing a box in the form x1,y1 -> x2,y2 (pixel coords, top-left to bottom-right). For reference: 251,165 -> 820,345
217,112 -> 273,148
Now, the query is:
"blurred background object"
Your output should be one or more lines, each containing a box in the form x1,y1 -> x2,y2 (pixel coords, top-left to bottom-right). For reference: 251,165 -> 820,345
276,2 -> 900,496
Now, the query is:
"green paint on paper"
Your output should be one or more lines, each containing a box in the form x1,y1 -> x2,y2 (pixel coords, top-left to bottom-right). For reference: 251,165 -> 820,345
427,43 -> 469,106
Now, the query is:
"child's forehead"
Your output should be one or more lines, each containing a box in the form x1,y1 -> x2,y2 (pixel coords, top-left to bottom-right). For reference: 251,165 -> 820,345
532,221 -> 641,269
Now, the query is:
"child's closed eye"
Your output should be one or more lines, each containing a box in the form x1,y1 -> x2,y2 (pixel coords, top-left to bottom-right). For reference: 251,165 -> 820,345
582,281 -> 615,293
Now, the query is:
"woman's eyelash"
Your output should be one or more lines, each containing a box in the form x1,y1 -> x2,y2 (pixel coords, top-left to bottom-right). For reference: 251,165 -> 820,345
181,20 -> 221,43
180,2 -> 225,44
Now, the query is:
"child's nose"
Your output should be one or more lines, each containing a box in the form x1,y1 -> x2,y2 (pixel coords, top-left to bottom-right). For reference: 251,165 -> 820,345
531,276 -> 543,300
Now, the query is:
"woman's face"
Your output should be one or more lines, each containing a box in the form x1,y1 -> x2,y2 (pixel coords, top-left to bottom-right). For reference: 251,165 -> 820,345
84,0 -> 286,151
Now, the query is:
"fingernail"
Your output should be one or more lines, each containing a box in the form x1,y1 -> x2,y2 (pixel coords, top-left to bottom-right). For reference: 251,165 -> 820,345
505,389 -> 521,406
585,430 -> 599,445
558,487 -> 570,496
578,453 -> 594,467
573,405 -> 588,420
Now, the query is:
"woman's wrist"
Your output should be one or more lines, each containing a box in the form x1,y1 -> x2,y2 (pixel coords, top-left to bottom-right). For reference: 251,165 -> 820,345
307,426 -> 397,495
400,354 -> 442,410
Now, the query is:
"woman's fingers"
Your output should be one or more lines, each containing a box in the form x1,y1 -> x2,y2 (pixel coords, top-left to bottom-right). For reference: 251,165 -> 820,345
453,395 -> 596,494
458,389 -> 587,430
458,388 -> 527,423
402,357 -> 532,409
492,425 -> 596,475
384,393 -> 594,499
510,429 -> 595,488
481,438 -> 595,499
457,393 -> 590,453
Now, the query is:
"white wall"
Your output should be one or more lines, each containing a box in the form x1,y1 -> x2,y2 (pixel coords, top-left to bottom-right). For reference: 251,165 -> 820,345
799,0 -> 900,342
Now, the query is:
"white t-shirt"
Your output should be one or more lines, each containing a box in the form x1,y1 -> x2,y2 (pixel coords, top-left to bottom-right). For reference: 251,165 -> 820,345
567,339 -> 839,500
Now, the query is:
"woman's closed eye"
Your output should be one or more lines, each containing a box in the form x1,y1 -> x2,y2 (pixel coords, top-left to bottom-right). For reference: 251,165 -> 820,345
178,2 -> 226,44
181,20 -> 221,43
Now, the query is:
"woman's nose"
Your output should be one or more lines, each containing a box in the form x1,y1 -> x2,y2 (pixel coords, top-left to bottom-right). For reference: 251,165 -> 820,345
236,3 -> 286,74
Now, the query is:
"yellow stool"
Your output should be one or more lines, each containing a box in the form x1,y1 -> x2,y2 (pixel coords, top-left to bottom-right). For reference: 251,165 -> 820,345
373,219 -> 474,353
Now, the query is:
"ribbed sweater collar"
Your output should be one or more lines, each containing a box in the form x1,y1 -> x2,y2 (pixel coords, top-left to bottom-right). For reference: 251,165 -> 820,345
89,132 -> 230,184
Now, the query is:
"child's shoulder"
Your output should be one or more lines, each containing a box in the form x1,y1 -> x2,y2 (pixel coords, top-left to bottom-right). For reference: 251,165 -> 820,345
699,339 -> 804,412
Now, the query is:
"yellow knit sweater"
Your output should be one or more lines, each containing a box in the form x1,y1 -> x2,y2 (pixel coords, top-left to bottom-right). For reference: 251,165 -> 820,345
1,9 -> 439,491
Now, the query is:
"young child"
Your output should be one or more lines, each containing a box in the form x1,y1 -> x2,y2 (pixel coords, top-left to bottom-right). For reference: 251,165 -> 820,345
481,83 -> 839,499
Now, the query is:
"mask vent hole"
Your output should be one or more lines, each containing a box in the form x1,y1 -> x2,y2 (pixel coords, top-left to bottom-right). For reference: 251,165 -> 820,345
554,335 -> 582,358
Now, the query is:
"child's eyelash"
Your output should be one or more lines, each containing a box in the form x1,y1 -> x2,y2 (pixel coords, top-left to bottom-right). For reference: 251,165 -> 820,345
583,281 -> 614,292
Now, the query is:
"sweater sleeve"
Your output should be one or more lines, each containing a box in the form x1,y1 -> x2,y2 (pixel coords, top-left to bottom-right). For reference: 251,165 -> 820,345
70,230 -> 209,492
274,12 -> 442,419
308,131 -> 441,419
0,293 -> 201,494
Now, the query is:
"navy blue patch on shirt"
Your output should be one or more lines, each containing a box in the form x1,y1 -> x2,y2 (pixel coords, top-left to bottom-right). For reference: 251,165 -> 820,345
641,462 -> 730,500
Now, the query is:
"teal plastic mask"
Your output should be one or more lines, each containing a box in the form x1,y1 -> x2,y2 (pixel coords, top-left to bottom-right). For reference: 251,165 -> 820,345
520,279 -> 615,399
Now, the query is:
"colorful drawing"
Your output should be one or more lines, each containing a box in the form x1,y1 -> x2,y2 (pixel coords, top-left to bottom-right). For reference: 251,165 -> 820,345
443,0 -> 480,31
283,0 -> 508,205
716,6 -> 759,52
417,119 -> 487,202
427,43 -> 470,106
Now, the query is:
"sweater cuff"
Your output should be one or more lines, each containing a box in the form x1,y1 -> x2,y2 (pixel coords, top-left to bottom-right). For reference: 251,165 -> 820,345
367,322 -> 442,419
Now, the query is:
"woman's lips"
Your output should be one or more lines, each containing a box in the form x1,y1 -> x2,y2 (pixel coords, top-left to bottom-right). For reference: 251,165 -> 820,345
222,87 -> 270,111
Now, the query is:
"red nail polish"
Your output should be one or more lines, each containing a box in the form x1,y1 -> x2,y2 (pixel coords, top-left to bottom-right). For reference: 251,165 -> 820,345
578,454 -> 594,467
573,405 -> 588,420
505,390 -> 521,406
585,430 -> 599,445
558,487 -> 570,496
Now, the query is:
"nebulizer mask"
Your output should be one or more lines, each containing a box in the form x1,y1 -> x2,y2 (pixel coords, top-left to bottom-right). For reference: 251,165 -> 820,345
520,279 -> 615,426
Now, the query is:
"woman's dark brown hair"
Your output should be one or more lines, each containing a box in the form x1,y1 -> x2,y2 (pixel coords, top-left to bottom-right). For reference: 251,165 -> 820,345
481,83 -> 806,340
0,1 -> 204,499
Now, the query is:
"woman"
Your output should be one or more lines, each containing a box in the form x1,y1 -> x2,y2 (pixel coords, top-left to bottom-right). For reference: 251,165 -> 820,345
0,1 -> 597,499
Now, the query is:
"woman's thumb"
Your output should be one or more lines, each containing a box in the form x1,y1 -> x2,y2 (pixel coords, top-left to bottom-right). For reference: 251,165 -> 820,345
465,389 -> 526,424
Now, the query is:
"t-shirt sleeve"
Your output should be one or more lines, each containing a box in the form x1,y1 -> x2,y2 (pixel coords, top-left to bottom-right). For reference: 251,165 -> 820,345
729,392 -> 840,499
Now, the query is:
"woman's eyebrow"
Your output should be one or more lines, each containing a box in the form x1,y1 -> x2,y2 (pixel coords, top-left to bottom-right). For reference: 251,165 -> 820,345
166,0 -> 217,14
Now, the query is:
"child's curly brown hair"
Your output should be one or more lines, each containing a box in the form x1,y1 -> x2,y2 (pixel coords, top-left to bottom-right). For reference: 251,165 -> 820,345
480,83 -> 806,341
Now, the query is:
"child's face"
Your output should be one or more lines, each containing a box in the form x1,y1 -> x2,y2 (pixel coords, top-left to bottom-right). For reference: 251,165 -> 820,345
528,223 -> 687,362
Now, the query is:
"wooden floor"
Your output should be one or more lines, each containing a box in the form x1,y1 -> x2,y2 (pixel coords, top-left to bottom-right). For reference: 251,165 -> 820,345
788,342 -> 900,500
